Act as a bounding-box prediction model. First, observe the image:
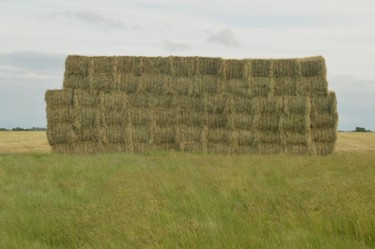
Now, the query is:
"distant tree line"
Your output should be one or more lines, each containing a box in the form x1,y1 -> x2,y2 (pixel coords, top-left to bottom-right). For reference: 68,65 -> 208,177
0,127 -> 46,131
354,127 -> 371,132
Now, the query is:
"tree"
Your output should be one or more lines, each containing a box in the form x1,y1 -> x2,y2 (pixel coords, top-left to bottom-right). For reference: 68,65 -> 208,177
354,127 -> 370,132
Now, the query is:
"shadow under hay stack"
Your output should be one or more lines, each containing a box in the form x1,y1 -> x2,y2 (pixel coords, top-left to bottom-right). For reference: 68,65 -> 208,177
45,55 -> 338,155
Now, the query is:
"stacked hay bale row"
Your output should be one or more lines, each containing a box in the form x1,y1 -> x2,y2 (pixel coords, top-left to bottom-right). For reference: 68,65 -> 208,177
46,55 -> 337,155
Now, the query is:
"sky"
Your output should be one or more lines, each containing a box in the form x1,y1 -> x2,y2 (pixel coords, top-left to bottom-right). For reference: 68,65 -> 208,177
0,0 -> 374,131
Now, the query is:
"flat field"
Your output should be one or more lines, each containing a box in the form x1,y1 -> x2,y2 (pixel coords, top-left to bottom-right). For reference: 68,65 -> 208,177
0,132 -> 374,248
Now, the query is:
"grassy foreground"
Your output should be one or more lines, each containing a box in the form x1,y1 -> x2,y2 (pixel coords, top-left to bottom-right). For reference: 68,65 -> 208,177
1,151 -> 374,248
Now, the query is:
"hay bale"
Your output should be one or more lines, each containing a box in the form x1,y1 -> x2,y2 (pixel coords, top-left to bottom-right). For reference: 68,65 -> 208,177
251,60 -> 273,77
63,56 -> 91,89
296,76 -> 328,96
45,89 -> 73,107
46,55 -> 337,155
299,56 -> 326,77
272,59 -> 299,78
47,123 -> 75,145
249,78 -> 273,96
274,77 -> 297,96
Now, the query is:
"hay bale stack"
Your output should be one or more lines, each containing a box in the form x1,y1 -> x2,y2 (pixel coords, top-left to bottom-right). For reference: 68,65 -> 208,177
46,55 -> 337,155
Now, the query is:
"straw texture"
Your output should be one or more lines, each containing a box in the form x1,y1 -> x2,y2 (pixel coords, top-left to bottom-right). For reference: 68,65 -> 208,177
46,55 -> 337,155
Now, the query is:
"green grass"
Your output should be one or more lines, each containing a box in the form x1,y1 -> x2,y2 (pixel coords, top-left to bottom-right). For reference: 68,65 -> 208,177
1,151 -> 374,248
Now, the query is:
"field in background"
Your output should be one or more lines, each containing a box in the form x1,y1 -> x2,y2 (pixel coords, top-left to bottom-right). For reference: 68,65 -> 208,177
0,131 -> 374,153
0,131 -> 374,248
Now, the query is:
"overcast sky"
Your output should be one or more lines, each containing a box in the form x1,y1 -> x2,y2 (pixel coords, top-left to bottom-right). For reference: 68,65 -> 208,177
0,0 -> 374,130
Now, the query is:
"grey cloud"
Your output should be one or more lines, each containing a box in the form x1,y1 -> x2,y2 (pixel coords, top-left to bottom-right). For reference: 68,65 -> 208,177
55,10 -> 125,30
0,51 -> 66,74
162,40 -> 189,53
0,51 -> 64,129
208,29 -> 240,48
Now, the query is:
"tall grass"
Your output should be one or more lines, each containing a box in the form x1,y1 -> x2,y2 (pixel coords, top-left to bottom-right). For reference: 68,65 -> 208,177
1,151 -> 374,248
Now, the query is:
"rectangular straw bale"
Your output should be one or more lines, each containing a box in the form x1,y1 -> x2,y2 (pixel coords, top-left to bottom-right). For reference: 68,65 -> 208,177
180,111 -> 205,126
129,109 -> 152,126
117,74 -> 141,94
254,114 -> 281,132
76,126 -> 101,142
172,57 -> 197,77
233,114 -> 254,130
176,95 -> 204,111
272,59 -> 299,78
133,126 -> 151,143
311,128 -> 337,143
47,123 -> 75,145
257,143 -> 283,154
283,96 -> 310,114
238,130 -> 256,146
63,56 -> 90,89
223,59 -> 246,79
117,56 -> 144,75
45,89 -> 73,107
105,110 -> 128,125
198,57 -> 221,76
233,96 -> 252,113
89,56 -> 116,74
155,94 -> 178,109
142,57 -> 173,75
274,77 -> 297,96
311,112 -> 338,128
207,128 -> 228,143
296,76 -> 328,96
128,94 -> 156,108
282,114 -> 310,133
251,97 -> 283,114
107,125 -> 127,143
175,77 -> 191,95
74,107 -> 98,127
103,92 -> 128,111
64,55 -> 91,76
257,131 -> 282,144
153,127 -> 176,144
73,90 -> 99,107
201,75 -> 219,94
63,74 -> 90,89
141,74 -> 172,94
227,79 -> 250,96
284,132 -> 309,145
299,56 -> 326,77
313,142 -> 335,156
205,94 -> 227,113
154,109 -> 178,126
86,57 -> 117,91
207,114 -> 227,128
311,92 -> 337,113
46,106 -> 73,125
179,125 -> 202,142
251,60 -> 272,77
249,78 -> 273,96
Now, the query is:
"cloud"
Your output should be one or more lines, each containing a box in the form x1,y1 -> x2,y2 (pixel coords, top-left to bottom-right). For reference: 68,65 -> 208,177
54,10 -> 126,30
0,51 -> 66,74
208,29 -> 240,48
162,40 -> 189,53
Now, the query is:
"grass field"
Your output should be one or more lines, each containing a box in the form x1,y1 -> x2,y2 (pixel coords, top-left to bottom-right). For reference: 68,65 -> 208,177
0,132 -> 374,248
